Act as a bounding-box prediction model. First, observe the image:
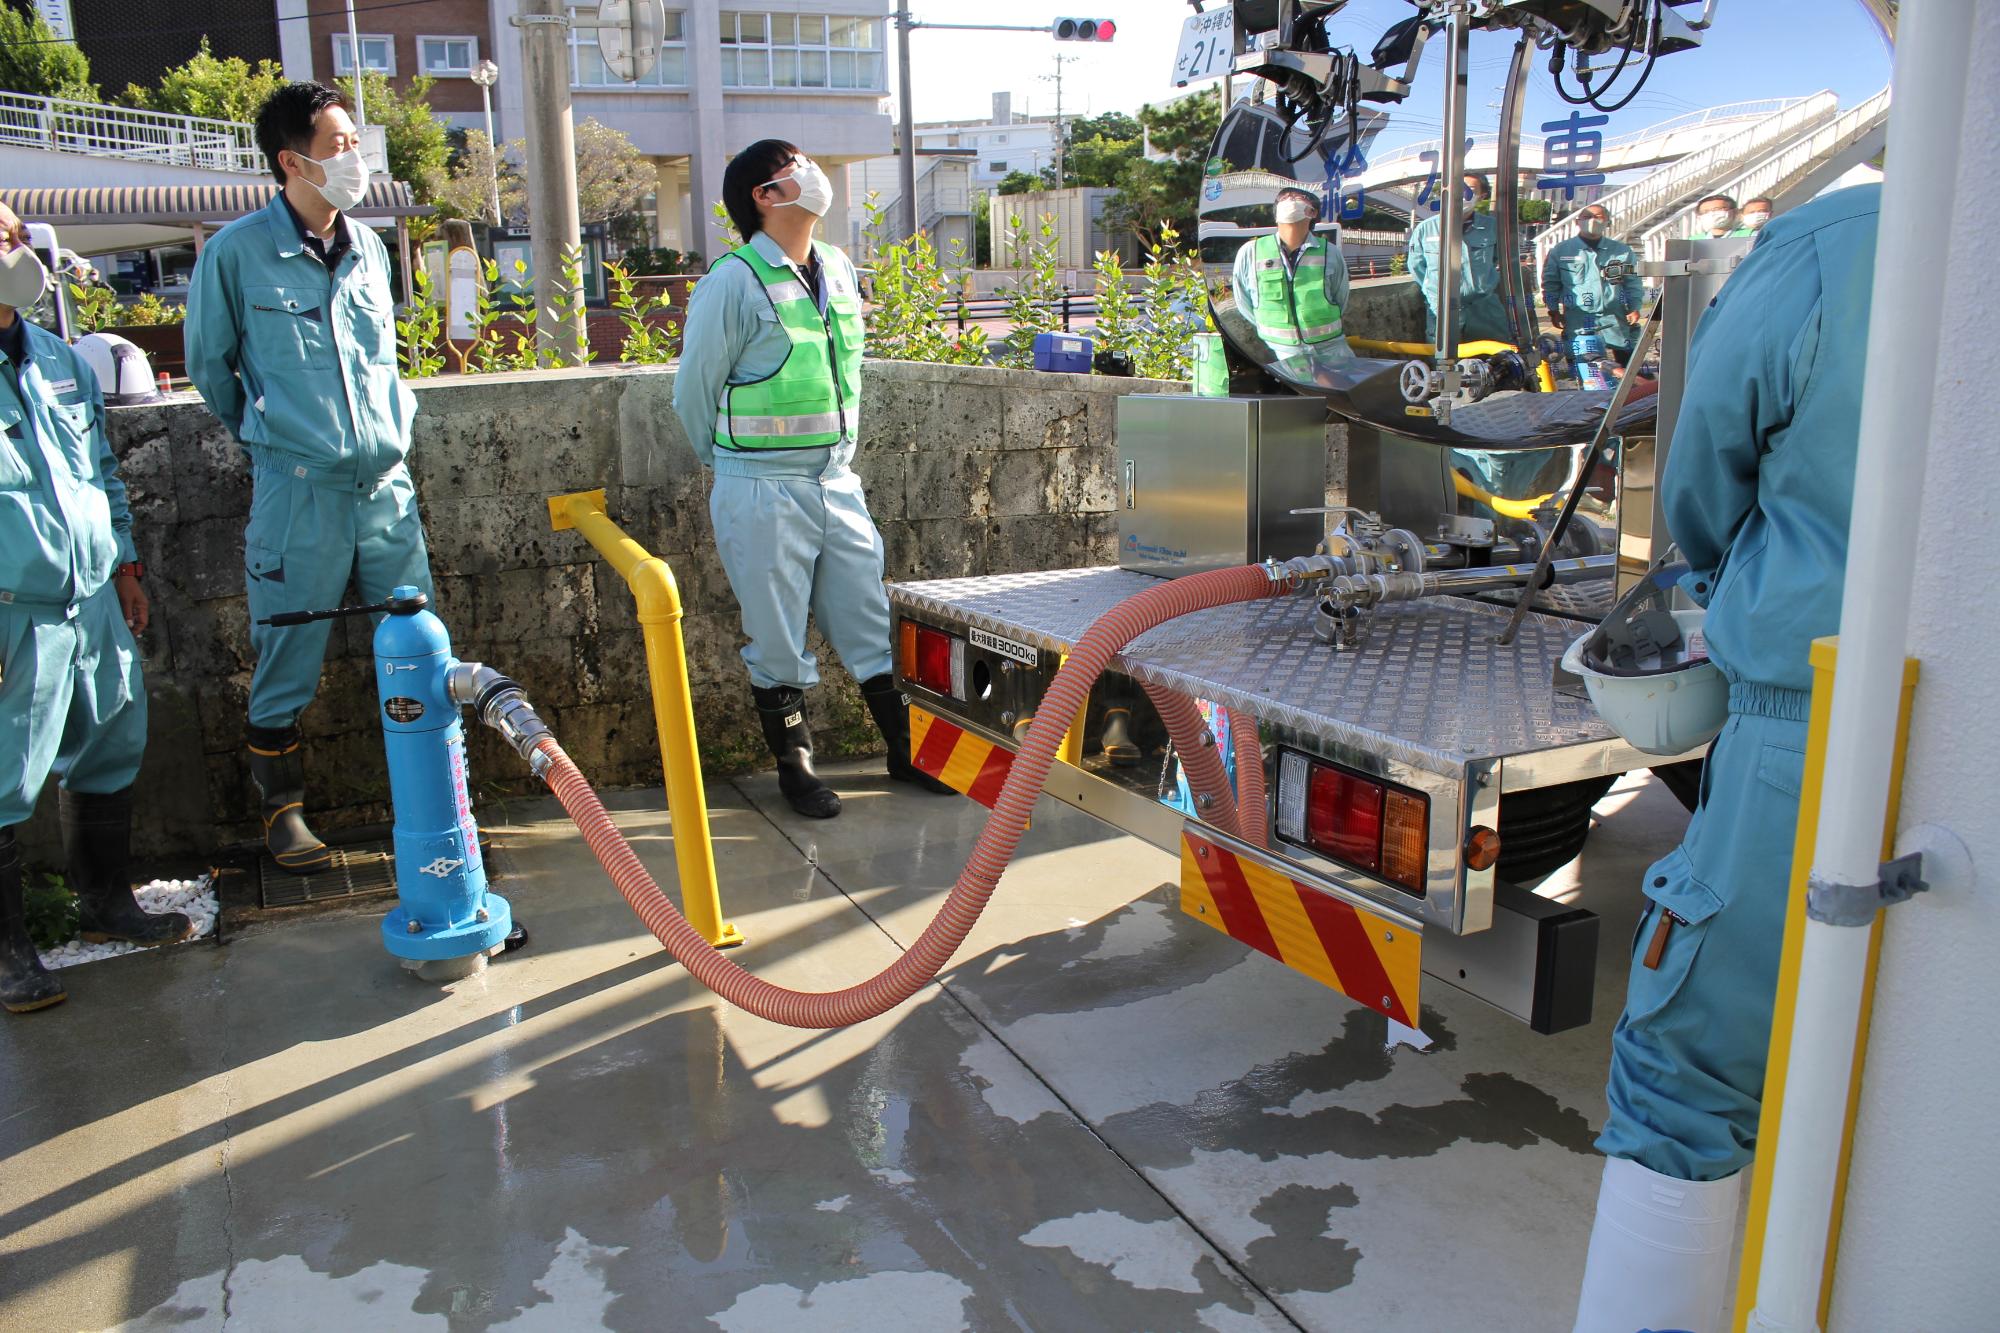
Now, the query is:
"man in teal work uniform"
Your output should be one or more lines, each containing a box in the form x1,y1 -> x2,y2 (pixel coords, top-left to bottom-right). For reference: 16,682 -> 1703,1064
1406,172 -> 1514,347
1230,187 -> 1351,359
1542,203 -> 1645,366
672,140 -> 951,819
1572,185 -> 1882,1331
186,83 -> 432,873
0,200 -> 192,1014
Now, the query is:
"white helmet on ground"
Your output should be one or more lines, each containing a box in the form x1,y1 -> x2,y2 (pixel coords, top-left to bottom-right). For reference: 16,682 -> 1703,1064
1562,561 -> 1727,756
72,332 -> 161,406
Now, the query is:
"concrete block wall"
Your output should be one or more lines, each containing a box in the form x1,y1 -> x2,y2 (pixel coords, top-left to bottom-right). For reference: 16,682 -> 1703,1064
20,360 -> 1350,863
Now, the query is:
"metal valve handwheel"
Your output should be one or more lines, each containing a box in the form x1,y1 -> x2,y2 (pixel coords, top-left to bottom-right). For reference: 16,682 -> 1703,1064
1399,359 -> 1436,404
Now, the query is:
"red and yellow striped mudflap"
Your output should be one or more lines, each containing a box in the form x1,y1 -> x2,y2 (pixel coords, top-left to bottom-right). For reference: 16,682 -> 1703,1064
909,705 -> 1016,810
1180,828 -> 1422,1026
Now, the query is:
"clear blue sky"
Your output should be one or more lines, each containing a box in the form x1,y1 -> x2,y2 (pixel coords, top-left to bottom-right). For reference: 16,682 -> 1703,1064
902,1 -> 1892,161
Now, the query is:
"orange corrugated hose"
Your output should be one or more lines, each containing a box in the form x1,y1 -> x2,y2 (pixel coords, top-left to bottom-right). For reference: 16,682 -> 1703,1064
1142,683 -> 1242,838
534,565 -> 1282,1029
1228,706 -> 1269,846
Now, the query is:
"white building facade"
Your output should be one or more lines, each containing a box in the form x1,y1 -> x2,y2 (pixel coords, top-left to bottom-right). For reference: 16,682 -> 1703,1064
286,3 -> 896,261
913,93 -> 1058,192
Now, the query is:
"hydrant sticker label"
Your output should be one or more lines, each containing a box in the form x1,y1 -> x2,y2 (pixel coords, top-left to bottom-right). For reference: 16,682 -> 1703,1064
969,627 -> 1039,667
448,736 -> 482,874
384,696 -> 425,724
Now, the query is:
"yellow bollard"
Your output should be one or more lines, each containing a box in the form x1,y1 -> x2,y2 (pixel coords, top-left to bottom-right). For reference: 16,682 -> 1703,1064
548,489 -> 743,949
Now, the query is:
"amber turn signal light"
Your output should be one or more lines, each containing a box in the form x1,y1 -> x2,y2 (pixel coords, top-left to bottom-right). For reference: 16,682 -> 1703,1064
1463,825 -> 1503,872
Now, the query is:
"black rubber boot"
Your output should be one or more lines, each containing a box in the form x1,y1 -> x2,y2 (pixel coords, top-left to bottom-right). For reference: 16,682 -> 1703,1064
1,828 -> 67,1014
62,787 -> 193,947
751,686 -> 842,819
860,675 -> 954,794
245,723 -> 333,873
1099,706 -> 1142,767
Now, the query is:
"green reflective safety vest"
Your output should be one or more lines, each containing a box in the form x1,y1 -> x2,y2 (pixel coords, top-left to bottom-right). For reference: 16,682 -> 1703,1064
1251,234 -> 1343,348
714,241 -> 863,451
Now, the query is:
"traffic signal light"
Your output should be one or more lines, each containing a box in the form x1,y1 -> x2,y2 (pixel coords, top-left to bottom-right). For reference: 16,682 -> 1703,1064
1052,17 -> 1116,41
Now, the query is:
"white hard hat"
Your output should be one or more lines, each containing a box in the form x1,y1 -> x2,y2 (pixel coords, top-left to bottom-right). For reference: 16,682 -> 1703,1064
1562,565 -> 1727,756
72,332 -> 161,406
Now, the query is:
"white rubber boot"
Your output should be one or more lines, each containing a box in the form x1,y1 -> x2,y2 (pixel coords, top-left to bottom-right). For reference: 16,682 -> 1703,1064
1573,1156 -> 1742,1333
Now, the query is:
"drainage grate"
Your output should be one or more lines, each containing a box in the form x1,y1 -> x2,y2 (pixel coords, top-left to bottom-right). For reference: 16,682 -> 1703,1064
257,842 -> 398,909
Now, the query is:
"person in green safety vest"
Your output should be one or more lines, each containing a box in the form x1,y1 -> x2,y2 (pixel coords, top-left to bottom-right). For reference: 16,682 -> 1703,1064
672,140 -> 952,820
1229,187 -> 1351,359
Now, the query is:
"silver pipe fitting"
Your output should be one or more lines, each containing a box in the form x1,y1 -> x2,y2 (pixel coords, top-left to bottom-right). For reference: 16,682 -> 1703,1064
449,661 -> 555,764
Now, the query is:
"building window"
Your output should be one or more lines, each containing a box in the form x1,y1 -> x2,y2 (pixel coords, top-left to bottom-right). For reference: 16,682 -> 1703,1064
989,161 -> 1006,172
332,34 -> 396,77
994,133 -> 1008,144
720,12 -> 885,90
572,8 -> 687,87
418,36 -> 478,78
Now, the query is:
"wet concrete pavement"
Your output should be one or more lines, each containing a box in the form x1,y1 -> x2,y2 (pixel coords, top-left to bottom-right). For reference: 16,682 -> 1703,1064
1,759 -> 1689,1330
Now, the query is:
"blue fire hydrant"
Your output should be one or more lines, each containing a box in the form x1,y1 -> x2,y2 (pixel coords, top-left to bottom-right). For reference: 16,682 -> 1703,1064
373,585 -> 514,965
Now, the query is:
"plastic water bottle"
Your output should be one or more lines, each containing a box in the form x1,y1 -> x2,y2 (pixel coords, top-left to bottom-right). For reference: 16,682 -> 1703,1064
1570,333 -> 1612,391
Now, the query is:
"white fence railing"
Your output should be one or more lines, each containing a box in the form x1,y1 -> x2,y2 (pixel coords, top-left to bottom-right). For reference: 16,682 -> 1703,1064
0,91 -> 264,174
1639,86 -> 1891,262
1532,90 -> 1839,273
1362,97 -> 1812,187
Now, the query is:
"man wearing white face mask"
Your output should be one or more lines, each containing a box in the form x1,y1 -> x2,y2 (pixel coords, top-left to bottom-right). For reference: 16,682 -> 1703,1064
1230,187 -> 1351,358
1542,203 -> 1645,367
673,140 -> 952,819
1406,173 -> 1514,347
1694,193 -> 1739,239
185,83 -> 433,873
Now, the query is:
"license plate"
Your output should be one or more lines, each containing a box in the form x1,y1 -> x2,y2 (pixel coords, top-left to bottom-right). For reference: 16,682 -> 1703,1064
1172,8 -> 1234,88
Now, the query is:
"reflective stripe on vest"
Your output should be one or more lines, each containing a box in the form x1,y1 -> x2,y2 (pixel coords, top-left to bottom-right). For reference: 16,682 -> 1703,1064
714,241 -> 864,451
1252,233 -> 1343,347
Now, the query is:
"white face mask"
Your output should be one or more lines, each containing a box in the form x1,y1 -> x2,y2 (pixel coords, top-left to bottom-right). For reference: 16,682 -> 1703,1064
0,243 -> 50,311
1578,216 -> 1607,240
1274,198 -> 1316,225
293,147 -> 371,213
1698,208 -> 1734,235
1743,210 -> 1771,231
763,158 -> 833,218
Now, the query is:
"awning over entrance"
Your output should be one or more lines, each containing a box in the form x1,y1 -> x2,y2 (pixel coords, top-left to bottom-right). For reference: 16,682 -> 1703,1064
0,181 -> 430,260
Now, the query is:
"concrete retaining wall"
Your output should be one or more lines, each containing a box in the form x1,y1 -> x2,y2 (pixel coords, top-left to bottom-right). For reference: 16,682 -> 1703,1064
22,360 -> 1349,863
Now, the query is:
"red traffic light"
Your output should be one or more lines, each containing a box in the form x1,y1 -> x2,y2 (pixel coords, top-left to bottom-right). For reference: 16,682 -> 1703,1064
1052,17 -> 1116,41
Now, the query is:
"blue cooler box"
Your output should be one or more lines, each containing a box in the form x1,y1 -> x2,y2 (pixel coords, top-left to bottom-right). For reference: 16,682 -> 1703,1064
1033,332 -> 1093,373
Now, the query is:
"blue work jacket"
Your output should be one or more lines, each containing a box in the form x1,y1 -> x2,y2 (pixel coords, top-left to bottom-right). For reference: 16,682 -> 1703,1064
185,195 -> 416,491
1663,184 -> 1880,706
0,321 -> 135,612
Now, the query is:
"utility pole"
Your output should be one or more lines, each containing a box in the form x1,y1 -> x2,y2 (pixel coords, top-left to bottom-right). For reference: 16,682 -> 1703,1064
512,0 -> 585,365
1042,53 -> 1077,188
344,0 -> 366,126
896,4 -> 917,241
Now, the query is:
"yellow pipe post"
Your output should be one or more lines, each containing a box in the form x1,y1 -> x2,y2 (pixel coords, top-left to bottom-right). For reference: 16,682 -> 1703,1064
1732,638 -> 1919,1329
548,490 -> 743,949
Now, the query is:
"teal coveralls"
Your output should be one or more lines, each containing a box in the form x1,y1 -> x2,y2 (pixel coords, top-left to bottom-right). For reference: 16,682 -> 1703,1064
0,320 -> 146,826
671,231 -> 890,691
184,195 -> 433,729
1540,233 -> 1645,361
1406,210 -> 1515,346
1598,184 -> 1880,1182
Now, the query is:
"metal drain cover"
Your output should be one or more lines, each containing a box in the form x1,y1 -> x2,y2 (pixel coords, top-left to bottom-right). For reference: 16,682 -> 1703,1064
257,842 -> 397,909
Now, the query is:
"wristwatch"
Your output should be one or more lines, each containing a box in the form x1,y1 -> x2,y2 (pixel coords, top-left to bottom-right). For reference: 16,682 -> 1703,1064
115,561 -> 145,581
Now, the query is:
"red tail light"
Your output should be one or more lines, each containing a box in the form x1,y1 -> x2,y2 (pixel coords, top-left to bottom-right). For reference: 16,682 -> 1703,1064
1276,748 -> 1430,894
907,623 -> 966,700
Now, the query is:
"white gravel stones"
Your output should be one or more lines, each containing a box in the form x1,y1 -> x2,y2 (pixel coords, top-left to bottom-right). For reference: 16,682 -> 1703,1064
36,876 -> 218,970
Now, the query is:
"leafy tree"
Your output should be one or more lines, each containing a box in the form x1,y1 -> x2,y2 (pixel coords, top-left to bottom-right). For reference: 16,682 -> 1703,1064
1065,132 -> 1138,189
1103,86 -> 1220,248
0,7 -> 95,101
996,169 -> 1051,197
1066,111 -> 1141,146
122,39 -> 284,123
1518,198 -> 1552,225
471,119 -> 651,228
971,191 -> 992,266
336,71 -> 450,203
435,129 -> 504,223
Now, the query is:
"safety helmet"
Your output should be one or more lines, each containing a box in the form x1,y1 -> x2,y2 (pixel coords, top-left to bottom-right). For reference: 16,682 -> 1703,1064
1561,562 -> 1727,756
72,332 -> 161,407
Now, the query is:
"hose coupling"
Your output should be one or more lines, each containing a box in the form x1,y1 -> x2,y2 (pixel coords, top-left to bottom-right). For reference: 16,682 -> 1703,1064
1262,554 -> 1339,592
449,662 -> 555,762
